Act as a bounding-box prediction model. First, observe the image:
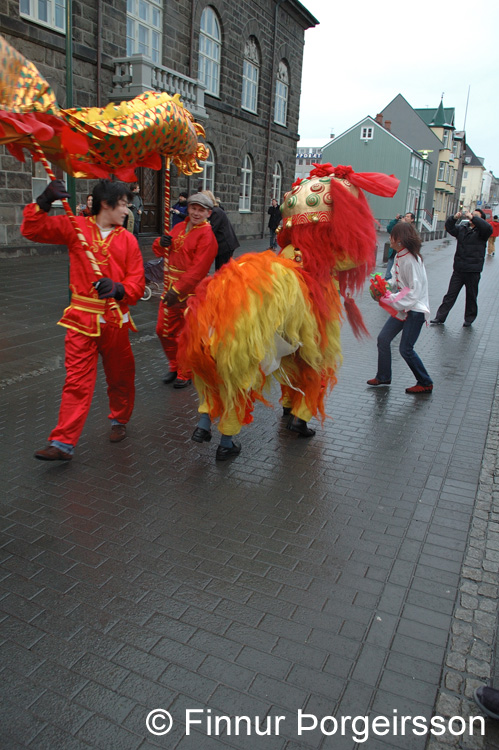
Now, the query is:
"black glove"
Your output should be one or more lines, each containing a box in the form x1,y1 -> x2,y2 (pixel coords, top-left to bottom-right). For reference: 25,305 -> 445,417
36,180 -> 70,212
160,234 -> 172,247
163,288 -> 180,307
93,277 -> 125,301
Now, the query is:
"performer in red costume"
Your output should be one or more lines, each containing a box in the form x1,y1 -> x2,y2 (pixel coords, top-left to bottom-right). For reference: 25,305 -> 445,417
153,192 -> 218,389
21,179 -> 145,461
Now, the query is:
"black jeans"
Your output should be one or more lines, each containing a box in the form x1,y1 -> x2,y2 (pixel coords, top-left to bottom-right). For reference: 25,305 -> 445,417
435,270 -> 480,324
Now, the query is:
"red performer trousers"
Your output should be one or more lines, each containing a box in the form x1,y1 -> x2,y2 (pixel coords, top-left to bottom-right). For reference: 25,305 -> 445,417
156,304 -> 191,378
49,325 -> 135,446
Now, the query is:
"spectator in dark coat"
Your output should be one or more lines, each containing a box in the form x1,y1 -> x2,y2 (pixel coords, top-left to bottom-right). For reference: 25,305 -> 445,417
171,191 -> 188,228
268,198 -> 281,250
202,191 -> 240,270
431,209 -> 492,327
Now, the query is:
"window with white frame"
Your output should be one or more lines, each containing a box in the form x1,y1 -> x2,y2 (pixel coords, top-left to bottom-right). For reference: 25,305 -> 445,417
32,160 -> 64,203
443,130 -> 450,149
126,0 -> 162,63
199,6 -> 221,97
239,154 -> 253,212
199,143 -> 215,194
360,127 -> 373,140
274,61 -> 289,127
438,162 -> 445,181
241,37 -> 260,113
423,163 -> 429,183
272,161 -> 282,200
20,0 -> 66,32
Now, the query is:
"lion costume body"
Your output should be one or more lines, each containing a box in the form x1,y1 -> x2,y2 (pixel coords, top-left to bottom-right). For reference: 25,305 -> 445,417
179,164 -> 399,445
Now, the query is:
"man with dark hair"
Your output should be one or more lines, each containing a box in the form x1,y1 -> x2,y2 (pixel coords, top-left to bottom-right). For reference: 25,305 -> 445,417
431,209 -> 492,327
21,179 -> 145,460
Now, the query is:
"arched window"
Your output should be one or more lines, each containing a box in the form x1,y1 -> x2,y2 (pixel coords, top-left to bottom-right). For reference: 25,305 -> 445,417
239,154 -> 253,212
199,143 -> 216,194
199,7 -> 221,97
241,37 -> 260,114
272,162 -> 282,201
274,61 -> 289,127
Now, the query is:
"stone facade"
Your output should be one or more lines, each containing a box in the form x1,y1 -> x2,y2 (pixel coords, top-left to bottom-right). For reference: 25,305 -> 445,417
0,0 -> 317,251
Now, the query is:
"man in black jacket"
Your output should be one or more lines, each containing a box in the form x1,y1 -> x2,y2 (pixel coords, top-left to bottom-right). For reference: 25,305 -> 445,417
431,209 -> 492,327
268,198 -> 281,250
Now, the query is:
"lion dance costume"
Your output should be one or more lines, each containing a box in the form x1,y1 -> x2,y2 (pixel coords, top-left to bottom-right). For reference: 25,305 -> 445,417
179,164 -> 399,457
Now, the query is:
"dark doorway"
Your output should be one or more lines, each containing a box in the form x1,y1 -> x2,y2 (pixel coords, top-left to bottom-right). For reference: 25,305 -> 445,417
136,168 -> 162,236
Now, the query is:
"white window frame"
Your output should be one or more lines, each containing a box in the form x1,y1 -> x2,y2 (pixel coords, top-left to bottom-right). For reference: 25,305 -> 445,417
20,0 -> 66,33
272,161 -> 282,201
423,163 -> 429,184
199,6 -> 221,97
360,127 -> 373,140
199,143 -> 215,194
438,162 -> 445,181
241,38 -> 259,113
239,154 -> 253,212
274,61 -> 289,127
126,0 -> 162,63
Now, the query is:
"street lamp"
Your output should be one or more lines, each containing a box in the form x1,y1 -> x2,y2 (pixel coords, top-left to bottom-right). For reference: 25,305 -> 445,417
416,149 -> 432,230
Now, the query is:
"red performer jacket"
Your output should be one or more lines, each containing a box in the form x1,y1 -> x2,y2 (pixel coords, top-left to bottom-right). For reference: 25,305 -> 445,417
21,205 -> 145,336
152,219 -> 217,302
488,219 -> 499,238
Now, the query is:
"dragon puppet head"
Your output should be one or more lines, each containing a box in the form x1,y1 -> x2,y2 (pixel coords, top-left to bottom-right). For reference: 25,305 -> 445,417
278,163 -> 399,295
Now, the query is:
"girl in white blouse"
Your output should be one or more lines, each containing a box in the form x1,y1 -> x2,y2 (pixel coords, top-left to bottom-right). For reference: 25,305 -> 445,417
367,222 -> 433,394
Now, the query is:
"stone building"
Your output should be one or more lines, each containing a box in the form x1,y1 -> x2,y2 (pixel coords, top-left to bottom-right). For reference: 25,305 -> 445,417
0,0 -> 317,251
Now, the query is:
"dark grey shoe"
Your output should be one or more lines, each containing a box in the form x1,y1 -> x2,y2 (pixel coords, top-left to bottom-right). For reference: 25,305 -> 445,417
163,371 -> 177,384
191,427 -> 212,443
215,441 -> 241,461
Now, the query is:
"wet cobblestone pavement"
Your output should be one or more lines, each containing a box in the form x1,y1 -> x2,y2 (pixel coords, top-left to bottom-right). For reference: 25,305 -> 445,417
1,235 -> 499,749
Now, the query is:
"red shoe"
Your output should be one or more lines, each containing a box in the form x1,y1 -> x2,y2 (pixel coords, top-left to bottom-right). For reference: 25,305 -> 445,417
405,384 -> 433,394
367,378 -> 391,386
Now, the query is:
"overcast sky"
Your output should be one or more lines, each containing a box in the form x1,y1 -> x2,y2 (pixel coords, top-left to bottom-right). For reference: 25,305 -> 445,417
298,0 -> 498,175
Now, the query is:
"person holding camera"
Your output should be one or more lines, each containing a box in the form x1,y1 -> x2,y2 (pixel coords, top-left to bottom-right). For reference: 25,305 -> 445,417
431,209 -> 492,327
171,191 -> 188,228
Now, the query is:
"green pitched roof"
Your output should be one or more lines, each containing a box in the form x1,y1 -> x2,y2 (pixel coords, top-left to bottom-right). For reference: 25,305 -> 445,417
415,103 -> 455,129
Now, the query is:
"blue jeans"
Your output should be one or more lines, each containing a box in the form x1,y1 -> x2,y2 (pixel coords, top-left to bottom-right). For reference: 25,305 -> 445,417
376,311 -> 432,385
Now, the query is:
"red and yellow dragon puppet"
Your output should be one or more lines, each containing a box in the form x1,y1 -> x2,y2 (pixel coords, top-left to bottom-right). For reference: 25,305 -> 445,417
178,163 -> 399,451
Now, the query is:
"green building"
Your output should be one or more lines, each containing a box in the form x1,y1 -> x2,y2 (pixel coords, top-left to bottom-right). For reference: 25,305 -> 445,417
322,116 -> 429,229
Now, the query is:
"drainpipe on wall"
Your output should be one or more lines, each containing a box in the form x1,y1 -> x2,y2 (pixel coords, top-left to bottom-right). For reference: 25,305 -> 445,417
188,0 -> 196,195
262,0 -> 286,238
65,0 -> 76,211
96,0 -> 102,107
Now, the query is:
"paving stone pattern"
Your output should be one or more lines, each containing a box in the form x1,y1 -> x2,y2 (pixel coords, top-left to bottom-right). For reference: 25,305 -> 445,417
0,236 -> 498,750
